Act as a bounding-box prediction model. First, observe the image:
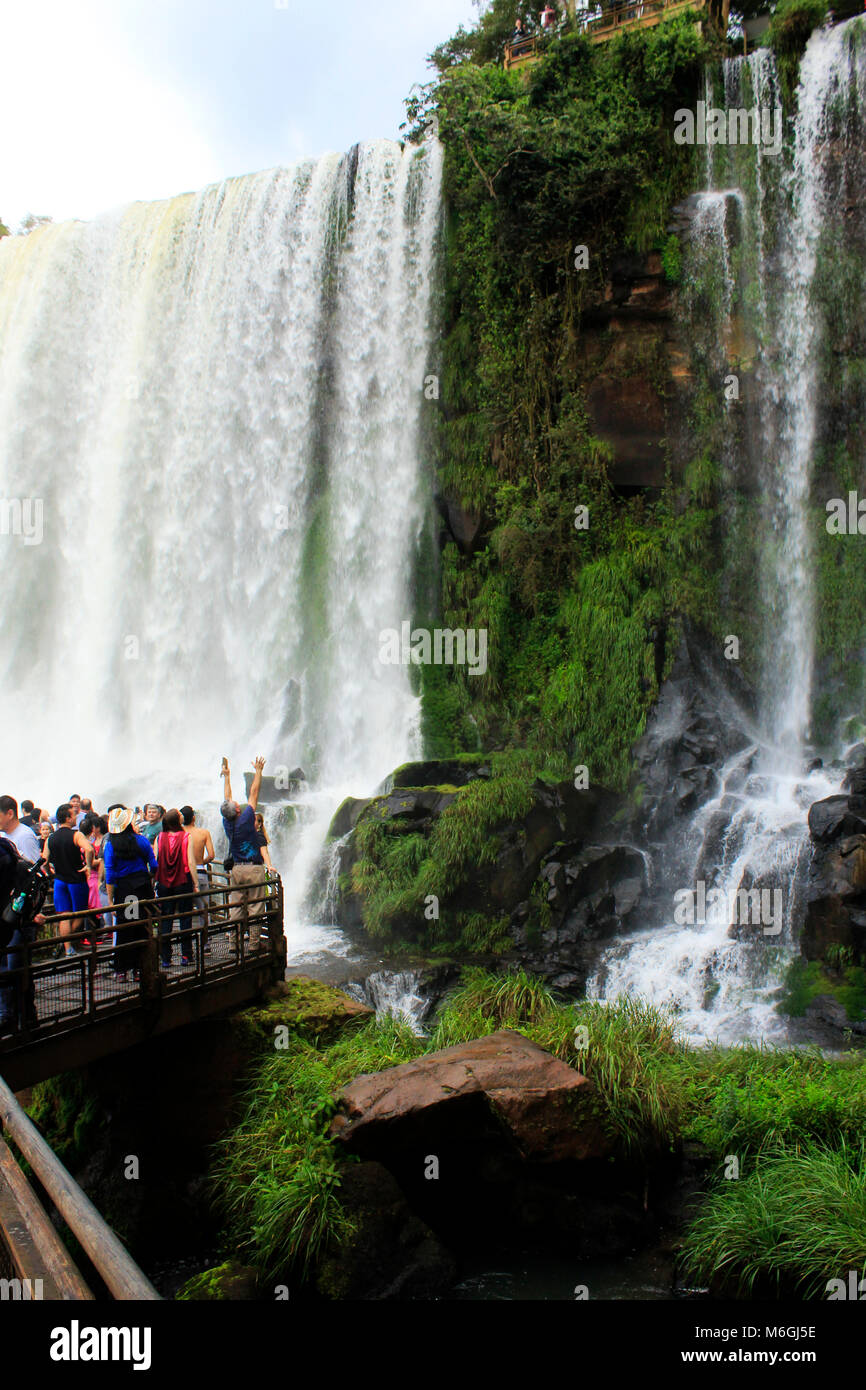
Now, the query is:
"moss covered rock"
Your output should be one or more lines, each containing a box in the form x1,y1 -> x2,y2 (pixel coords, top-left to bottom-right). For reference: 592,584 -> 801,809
176,1260 -> 260,1301
235,977 -> 372,1047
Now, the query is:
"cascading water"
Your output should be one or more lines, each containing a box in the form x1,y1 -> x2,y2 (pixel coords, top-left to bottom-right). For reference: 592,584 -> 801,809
589,21 -> 866,1041
345,969 -> 430,1034
0,138 -> 443,956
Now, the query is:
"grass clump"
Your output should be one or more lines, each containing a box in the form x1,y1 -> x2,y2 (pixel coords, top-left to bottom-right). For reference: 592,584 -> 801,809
433,971 -> 688,1152
211,1016 -> 425,1281
681,1044 -> 866,1155
681,1140 -> 866,1298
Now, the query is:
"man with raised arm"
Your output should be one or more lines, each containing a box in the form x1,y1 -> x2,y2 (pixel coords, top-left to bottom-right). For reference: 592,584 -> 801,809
220,756 -> 268,951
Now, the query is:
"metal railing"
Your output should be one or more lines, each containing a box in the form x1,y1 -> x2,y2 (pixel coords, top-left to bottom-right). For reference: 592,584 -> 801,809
582,0 -> 707,40
504,35 -> 539,69
0,868 -> 285,1045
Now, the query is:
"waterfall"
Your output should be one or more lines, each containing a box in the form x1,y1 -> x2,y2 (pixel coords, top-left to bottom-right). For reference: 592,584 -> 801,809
589,22 -> 866,1041
346,969 -> 430,1035
0,139 -> 443,949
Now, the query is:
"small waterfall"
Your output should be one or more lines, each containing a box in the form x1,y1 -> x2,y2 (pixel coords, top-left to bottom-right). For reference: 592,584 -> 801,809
590,22 -> 866,1041
346,970 -> 429,1035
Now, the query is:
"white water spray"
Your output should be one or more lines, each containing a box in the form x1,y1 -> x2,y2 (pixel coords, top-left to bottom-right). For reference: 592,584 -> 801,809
0,139 -> 443,955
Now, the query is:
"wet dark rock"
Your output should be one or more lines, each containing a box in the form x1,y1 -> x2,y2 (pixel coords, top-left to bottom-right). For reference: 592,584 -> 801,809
435,492 -> 483,555
808,794 -> 866,843
330,773 -> 622,942
802,783 -> 866,960
313,1161 -> 456,1300
805,994 -> 866,1037
510,843 -> 648,988
384,758 -> 492,790
328,795 -> 373,841
631,622 -> 756,843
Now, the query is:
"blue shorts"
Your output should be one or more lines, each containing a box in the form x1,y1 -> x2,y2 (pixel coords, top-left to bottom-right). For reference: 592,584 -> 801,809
53,879 -> 89,915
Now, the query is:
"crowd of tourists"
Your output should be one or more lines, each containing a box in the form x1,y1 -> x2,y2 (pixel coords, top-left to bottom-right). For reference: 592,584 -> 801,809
0,758 -> 275,1029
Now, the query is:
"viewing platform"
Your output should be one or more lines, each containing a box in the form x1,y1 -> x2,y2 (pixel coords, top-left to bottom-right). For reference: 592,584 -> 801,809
504,0 -> 729,65
583,0 -> 720,44
0,870 -> 286,1090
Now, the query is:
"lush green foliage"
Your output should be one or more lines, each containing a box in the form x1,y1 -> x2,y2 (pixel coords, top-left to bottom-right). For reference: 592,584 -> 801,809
767,0 -> 830,56
680,1044 -> 866,1152
213,969 -> 866,1292
412,14 -> 726,785
212,1016 -> 426,1280
781,956 -> 866,1023
681,1140 -> 866,1297
349,750 -> 541,948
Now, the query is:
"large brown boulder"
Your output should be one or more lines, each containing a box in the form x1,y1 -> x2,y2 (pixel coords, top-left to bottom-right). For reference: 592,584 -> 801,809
330,1028 -> 611,1163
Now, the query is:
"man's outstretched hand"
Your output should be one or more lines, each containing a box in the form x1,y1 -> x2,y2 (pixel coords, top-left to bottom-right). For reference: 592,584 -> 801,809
253,756 -> 266,773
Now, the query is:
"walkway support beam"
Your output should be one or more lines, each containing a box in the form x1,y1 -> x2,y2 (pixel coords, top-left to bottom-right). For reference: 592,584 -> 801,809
0,1075 -> 160,1301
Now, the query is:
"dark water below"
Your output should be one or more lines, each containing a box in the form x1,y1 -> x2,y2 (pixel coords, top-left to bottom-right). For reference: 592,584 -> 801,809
445,1246 -> 703,1301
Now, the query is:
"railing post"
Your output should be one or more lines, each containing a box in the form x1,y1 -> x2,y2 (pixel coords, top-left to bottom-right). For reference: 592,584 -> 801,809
88,933 -> 97,1021
140,931 -> 159,1000
241,881 -> 249,963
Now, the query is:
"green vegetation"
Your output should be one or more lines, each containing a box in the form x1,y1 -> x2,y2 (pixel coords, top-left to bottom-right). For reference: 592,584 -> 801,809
767,0 -> 830,56
28,1071 -> 106,1171
176,1260 -> 259,1301
212,1015 -> 425,1281
406,7 -> 723,787
208,970 -> 866,1296
781,956 -> 866,1023
348,749 -> 544,948
681,1044 -> 866,1152
681,1140 -> 866,1297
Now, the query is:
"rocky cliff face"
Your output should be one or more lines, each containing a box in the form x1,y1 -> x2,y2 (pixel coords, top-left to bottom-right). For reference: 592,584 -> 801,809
580,249 -> 691,491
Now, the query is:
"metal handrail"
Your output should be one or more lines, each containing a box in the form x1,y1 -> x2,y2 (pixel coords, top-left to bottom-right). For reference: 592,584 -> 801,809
585,0 -> 706,33
0,874 -> 284,1044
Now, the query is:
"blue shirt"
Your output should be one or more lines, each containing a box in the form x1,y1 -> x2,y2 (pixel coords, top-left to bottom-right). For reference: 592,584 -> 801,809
222,804 -> 263,865
103,833 -> 157,884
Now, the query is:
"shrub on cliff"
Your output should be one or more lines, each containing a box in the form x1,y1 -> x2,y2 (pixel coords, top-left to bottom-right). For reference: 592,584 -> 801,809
408,17 -> 720,785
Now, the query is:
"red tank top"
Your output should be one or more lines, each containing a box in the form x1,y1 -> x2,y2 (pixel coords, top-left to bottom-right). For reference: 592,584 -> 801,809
156,831 -> 189,888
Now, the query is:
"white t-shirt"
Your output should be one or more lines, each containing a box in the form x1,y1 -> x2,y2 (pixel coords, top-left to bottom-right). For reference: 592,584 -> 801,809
1,822 -> 41,862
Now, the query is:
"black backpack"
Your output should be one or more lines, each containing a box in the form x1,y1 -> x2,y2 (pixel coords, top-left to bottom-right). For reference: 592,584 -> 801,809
0,838 -> 26,949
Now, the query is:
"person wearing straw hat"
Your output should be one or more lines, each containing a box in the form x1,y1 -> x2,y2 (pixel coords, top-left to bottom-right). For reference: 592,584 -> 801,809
103,808 -> 157,980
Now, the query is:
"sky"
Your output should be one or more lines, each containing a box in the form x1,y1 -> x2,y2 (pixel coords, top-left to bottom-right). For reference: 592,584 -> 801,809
1,0 -> 480,228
